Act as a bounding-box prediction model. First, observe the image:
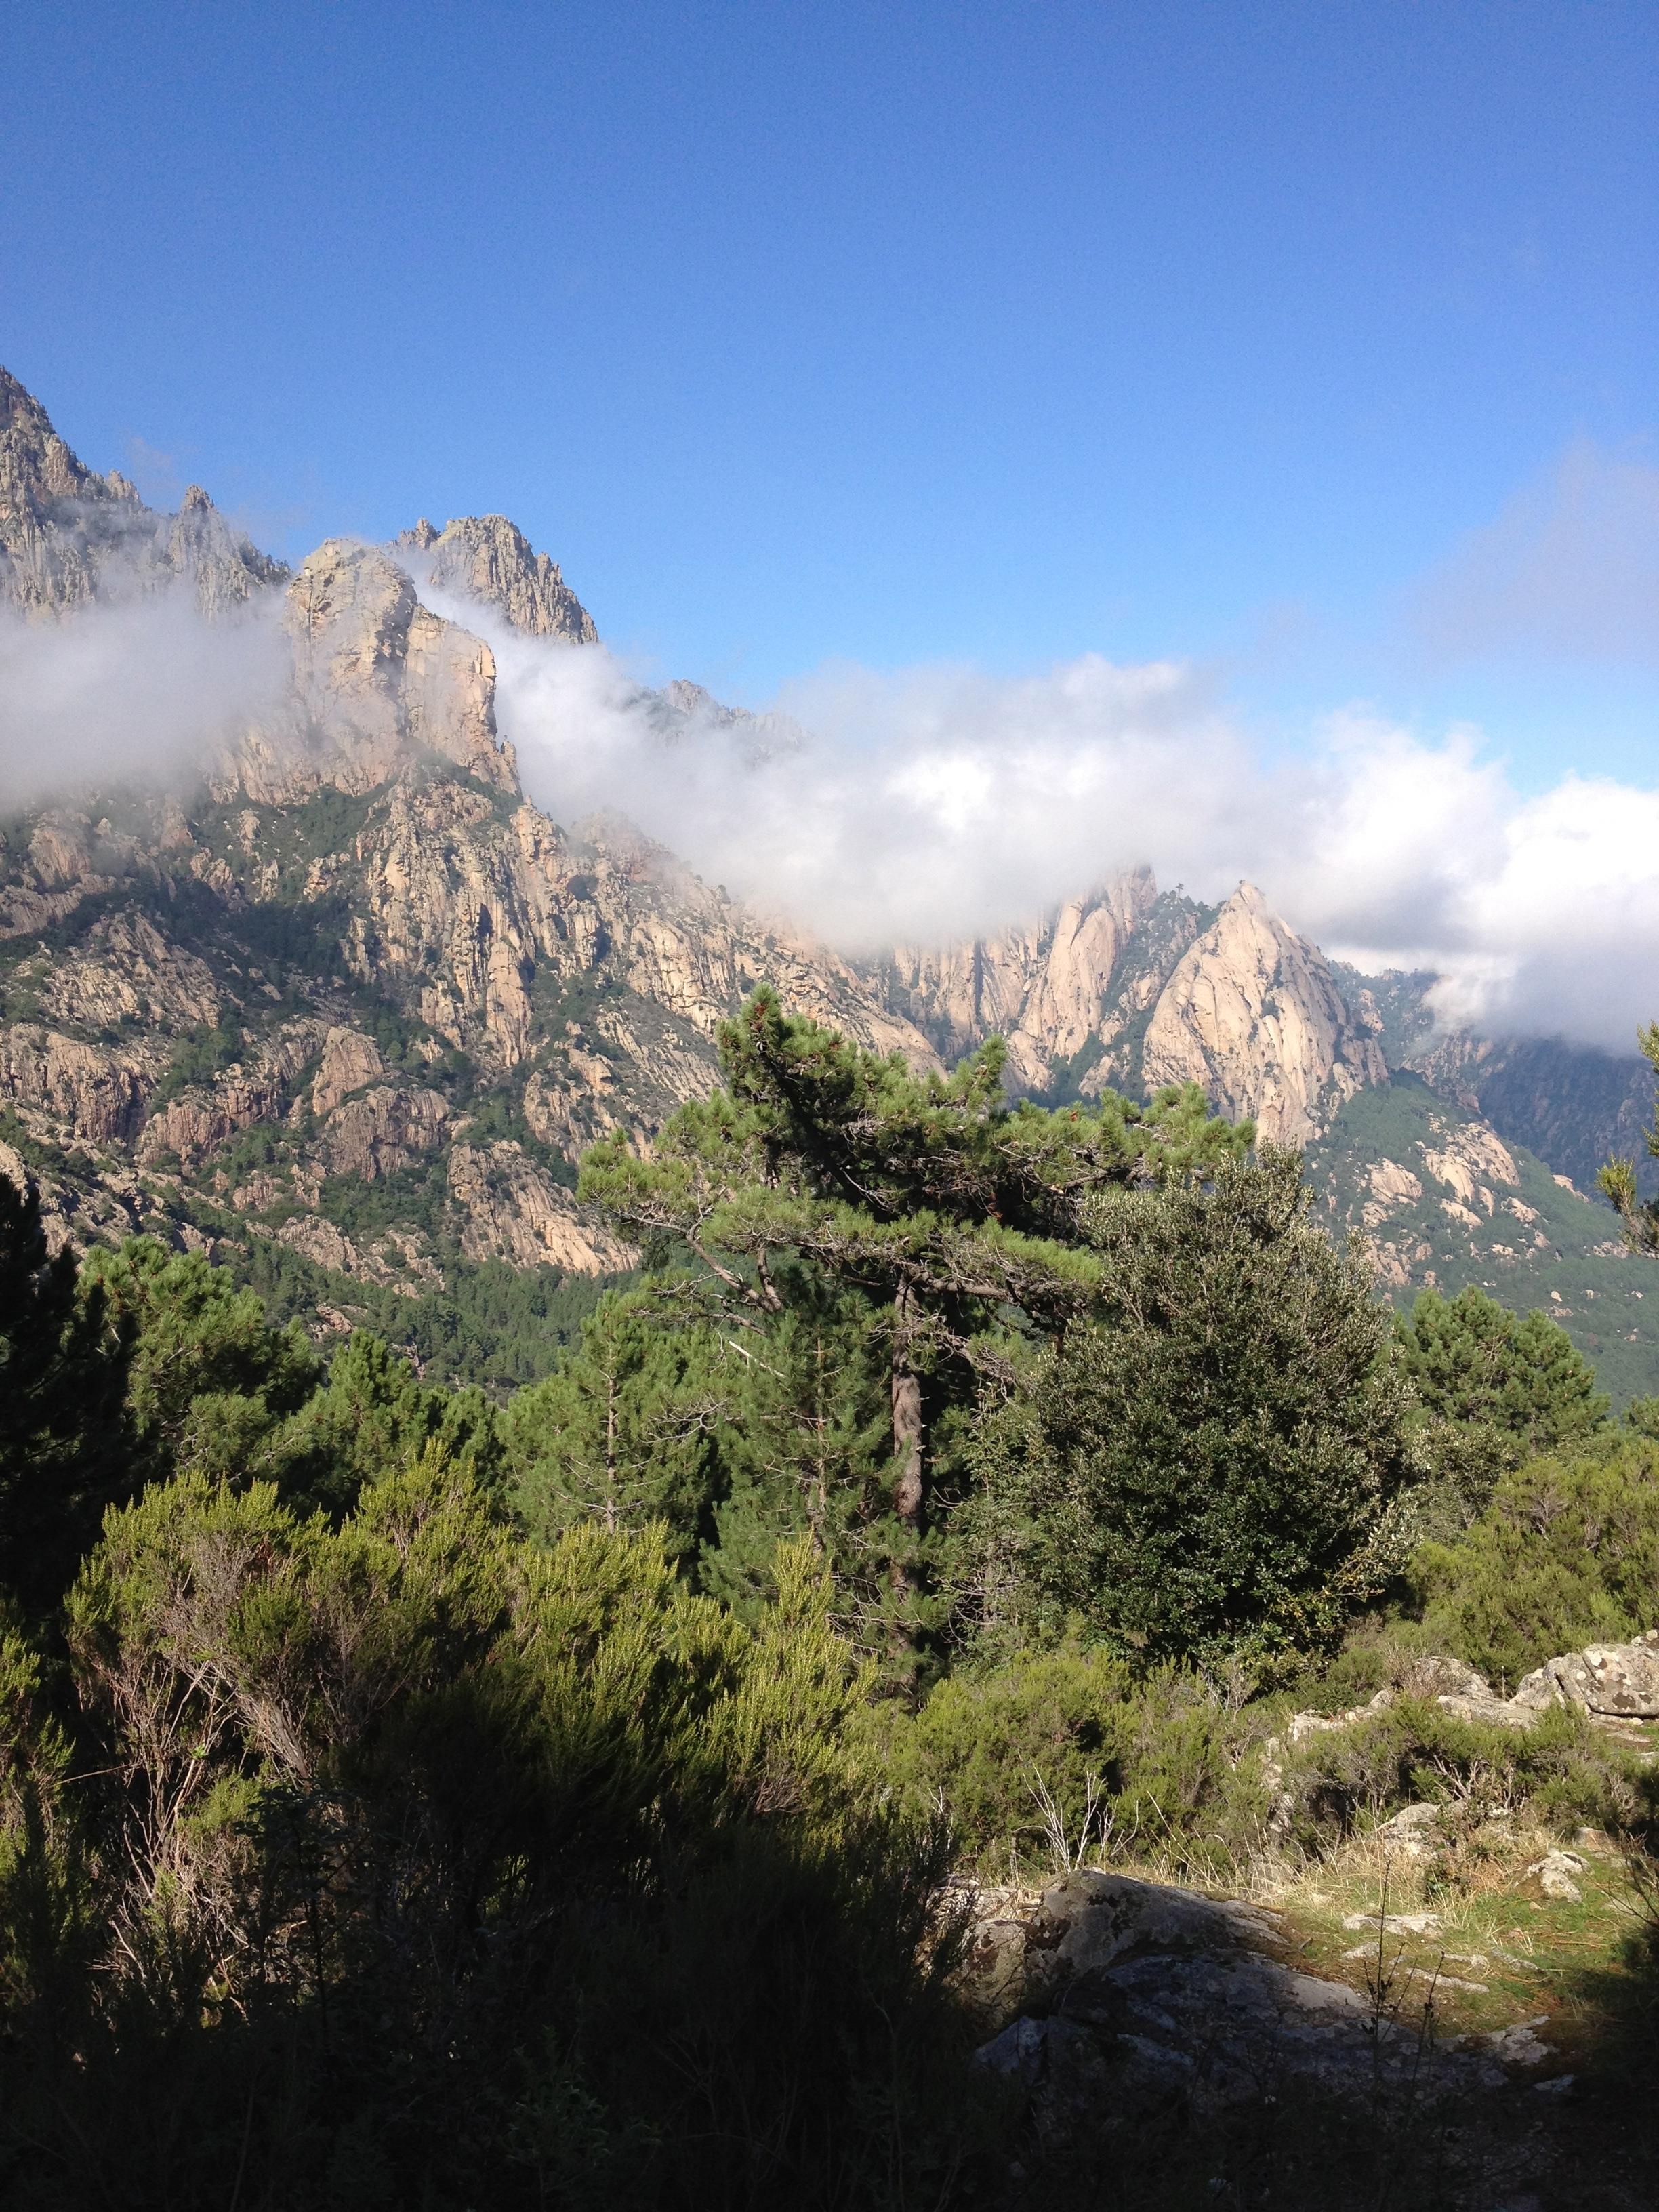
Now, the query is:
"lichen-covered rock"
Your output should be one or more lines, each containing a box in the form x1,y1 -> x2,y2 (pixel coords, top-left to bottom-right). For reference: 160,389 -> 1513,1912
1534,1631 -> 1659,1718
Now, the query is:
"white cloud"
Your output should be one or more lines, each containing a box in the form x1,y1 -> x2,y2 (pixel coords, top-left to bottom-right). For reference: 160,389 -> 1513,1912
0,590 -> 287,804
483,619 -> 1659,1053
5,565 -> 1656,1059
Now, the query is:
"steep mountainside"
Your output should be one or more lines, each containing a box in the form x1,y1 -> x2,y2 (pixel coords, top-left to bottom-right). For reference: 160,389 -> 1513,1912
394,514 -> 598,642
1303,1075 -> 1657,1405
0,375 -> 936,1382
0,369 -> 285,616
870,878 -> 1388,1147
2,368 -> 1654,1392
1334,964 -> 1655,1198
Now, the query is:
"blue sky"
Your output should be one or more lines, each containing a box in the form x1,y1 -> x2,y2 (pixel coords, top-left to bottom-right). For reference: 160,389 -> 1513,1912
4,0 -> 1656,791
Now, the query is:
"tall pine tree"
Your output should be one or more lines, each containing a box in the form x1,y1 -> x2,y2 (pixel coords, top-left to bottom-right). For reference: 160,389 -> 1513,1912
581,989 -> 1248,1671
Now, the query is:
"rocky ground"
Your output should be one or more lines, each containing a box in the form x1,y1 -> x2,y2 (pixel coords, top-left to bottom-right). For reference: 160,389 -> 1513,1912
954,1637 -> 1659,2208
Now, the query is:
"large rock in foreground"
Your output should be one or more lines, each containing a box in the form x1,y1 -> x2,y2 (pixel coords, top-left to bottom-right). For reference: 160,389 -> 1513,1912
970,1871 -> 1533,2127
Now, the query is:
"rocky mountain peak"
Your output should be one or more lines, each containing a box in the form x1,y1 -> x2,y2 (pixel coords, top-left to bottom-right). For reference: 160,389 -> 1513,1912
394,512 -> 598,644
0,370 -> 287,617
1141,881 -> 1386,1145
1,367 -> 104,518
255,539 -> 515,800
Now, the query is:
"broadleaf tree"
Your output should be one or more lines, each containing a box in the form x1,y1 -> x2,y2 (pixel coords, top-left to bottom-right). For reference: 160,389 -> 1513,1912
955,1149 -> 1418,1667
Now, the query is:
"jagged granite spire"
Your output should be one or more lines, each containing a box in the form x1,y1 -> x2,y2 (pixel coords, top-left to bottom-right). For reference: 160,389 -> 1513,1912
394,512 -> 598,642
0,368 -> 288,617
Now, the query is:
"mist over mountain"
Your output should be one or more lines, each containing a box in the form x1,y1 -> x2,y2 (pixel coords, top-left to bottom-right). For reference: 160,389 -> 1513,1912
1,367 -> 1655,1396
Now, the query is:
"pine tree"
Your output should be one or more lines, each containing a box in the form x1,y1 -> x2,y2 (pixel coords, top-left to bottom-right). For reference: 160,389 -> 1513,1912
1600,1019 -> 1659,1252
581,989 -> 1247,1668
1395,1283 -> 1608,1460
502,1287 -> 726,1559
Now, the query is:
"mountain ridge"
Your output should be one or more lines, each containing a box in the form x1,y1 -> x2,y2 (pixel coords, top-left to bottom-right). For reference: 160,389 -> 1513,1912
1,369 -> 1652,1393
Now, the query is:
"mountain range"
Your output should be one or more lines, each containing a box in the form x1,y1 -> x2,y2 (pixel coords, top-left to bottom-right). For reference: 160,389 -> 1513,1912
3,367 -> 1656,1397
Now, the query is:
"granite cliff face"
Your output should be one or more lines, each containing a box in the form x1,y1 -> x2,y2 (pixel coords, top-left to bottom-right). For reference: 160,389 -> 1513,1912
394,514 -> 598,643
871,874 -> 1389,1148
867,872 -> 1160,1090
0,369 -> 285,617
1139,884 -> 1387,1147
1,369 -> 1647,1387
0,374 -> 937,1359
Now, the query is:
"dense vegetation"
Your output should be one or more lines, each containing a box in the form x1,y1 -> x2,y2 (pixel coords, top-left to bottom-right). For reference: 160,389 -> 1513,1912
3,991 -> 1659,2207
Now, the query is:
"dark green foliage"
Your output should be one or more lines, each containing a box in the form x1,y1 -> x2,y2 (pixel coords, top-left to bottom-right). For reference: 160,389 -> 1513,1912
0,1471 -> 979,2209
1279,1691 -> 1649,1853
1411,1439 -> 1659,1691
582,988 -> 1248,1676
149,1015 -> 249,1104
502,1287 -> 724,1559
958,1151 -> 1415,1664
701,1296 -> 905,1634
1397,1282 -> 1610,1471
0,1173 -> 131,1618
865,1643 -> 1256,1879
457,1082 -> 578,1185
274,1329 -> 504,1517
80,1238 -> 321,1489
1599,1017 -> 1659,1246
229,1233 -> 619,1389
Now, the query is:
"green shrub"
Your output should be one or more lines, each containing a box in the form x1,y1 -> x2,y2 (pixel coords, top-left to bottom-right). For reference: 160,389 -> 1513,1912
1411,1438 -> 1659,1691
1397,1284 -> 1610,1456
1279,1696 -> 1652,1854
865,1645 -> 1260,1880
0,1464 -> 983,2209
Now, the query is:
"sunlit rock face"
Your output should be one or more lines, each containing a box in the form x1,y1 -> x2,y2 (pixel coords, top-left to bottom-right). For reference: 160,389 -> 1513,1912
0,371 -> 939,1317
1140,883 -> 1387,1146
395,513 -> 599,644
1,367 -> 1645,1391
0,368 -> 285,617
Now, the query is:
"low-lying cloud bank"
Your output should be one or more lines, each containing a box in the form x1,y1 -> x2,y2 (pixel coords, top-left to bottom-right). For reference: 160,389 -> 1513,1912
489,627 -> 1659,1054
2,575 -> 1654,1054
0,592 -> 288,804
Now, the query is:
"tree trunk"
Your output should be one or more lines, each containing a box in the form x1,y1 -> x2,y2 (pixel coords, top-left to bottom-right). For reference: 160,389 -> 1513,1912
890,1282 -> 924,1528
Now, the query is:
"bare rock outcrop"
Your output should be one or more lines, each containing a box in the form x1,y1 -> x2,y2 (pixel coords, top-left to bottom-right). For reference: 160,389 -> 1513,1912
447,1141 -> 636,1273
1285,1634 -> 1659,1742
0,369 -> 285,616
1141,884 -> 1386,1145
139,1020 -> 328,1168
41,912 -> 220,1033
0,1025 -> 150,1145
309,1027 -> 387,1118
270,539 -> 515,798
319,1085 -> 449,1182
968,1870 -> 1522,2126
396,514 -> 599,642
874,870 -> 1158,1088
